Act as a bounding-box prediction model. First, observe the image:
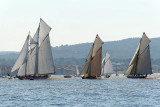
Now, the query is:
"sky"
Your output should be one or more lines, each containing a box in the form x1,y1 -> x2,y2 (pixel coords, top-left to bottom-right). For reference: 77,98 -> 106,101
0,0 -> 160,51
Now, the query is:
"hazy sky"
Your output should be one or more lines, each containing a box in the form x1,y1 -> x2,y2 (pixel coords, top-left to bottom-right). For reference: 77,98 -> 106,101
0,0 -> 160,51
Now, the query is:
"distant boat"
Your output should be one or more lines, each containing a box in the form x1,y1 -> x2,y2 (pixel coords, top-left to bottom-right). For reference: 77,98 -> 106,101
125,32 -> 152,78
64,75 -> 72,78
115,64 -> 119,76
75,65 -> 80,77
11,19 -> 55,80
101,52 -> 114,78
64,71 -> 72,78
80,35 -> 103,79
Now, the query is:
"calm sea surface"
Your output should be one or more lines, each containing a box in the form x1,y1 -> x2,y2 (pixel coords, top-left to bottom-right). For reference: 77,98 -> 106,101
0,76 -> 160,107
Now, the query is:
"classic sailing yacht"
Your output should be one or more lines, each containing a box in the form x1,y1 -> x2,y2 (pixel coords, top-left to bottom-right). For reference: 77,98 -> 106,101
125,32 -> 152,78
11,19 -> 55,80
101,52 -> 114,78
80,35 -> 103,79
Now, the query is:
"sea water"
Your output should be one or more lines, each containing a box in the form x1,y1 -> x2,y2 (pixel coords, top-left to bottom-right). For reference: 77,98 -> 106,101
0,75 -> 160,107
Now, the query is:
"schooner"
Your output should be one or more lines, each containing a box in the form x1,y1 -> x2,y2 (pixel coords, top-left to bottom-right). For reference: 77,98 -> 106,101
101,52 -> 114,78
125,32 -> 152,78
80,35 -> 103,79
11,19 -> 55,80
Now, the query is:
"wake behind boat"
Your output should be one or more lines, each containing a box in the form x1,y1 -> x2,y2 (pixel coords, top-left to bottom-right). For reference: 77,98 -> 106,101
80,35 -> 103,79
11,19 -> 55,80
124,32 -> 152,78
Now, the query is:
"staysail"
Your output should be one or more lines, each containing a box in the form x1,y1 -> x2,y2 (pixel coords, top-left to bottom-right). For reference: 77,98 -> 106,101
27,29 -> 39,75
125,32 -> 152,75
11,33 -> 31,76
80,35 -> 103,77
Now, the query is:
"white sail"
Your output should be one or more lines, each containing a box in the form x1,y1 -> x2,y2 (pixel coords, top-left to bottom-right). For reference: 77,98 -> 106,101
11,35 -> 30,76
17,63 -> 27,76
27,45 -> 38,75
76,66 -> 80,76
102,53 -> 113,75
38,35 -> 55,74
27,19 -> 55,75
27,29 -> 39,75
38,18 -> 51,46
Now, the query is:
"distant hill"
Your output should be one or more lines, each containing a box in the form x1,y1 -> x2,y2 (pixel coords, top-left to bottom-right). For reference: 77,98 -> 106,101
0,37 -> 159,66
52,37 -> 160,59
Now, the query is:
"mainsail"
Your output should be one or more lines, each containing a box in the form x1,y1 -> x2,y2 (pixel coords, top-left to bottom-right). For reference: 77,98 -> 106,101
28,18 -> 55,75
101,53 -> 114,75
80,35 -> 103,77
11,33 -> 31,76
125,32 -> 152,75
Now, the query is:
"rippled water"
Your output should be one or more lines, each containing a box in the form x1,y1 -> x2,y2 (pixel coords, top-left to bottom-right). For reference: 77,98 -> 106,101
0,76 -> 160,107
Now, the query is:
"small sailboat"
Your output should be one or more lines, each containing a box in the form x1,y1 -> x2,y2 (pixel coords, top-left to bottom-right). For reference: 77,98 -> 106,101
75,65 -> 80,77
11,19 -> 55,80
115,64 -> 119,76
125,32 -> 152,78
64,66 -> 72,78
101,52 -> 114,78
80,35 -> 103,79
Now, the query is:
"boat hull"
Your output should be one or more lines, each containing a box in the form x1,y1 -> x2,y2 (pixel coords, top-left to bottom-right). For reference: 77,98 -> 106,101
104,75 -> 111,78
82,76 -> 101,79
127,75 -> 147,78
64,75 -> 72,78
17,75 -> 50,80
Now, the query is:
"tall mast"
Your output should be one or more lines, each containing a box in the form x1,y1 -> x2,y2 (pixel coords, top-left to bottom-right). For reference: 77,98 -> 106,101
25,33 -> 30,76
37,23 -> 40,75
